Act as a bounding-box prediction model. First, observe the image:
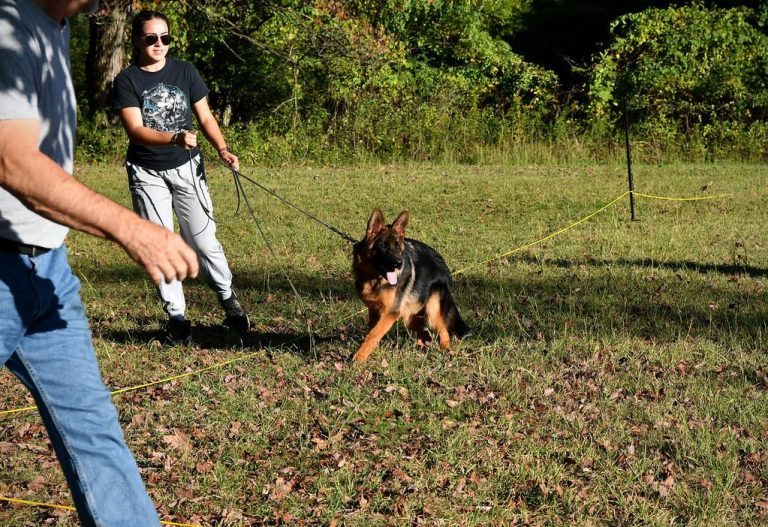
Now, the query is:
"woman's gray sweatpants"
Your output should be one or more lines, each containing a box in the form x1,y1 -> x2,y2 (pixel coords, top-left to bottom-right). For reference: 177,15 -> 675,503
126,154 -> 233,319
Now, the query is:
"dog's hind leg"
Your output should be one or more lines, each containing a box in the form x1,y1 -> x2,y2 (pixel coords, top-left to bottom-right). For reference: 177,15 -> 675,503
441,290 -> 470,340
425,293 -> 451,350
353,313 -> 399,362
367,307 -> 380,330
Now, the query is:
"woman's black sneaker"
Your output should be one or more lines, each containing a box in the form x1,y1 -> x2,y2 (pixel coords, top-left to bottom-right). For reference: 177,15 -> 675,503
220,293 -> 250,332
164,318 -> 192,345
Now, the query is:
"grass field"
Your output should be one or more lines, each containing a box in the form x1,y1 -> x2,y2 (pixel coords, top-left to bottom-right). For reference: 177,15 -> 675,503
2,160 -> 768,526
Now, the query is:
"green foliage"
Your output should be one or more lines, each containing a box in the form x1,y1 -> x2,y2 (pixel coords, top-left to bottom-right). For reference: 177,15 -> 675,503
587,4 -> 768,156
127,0 -> 558,161
75,112 -> 127,163
73,1 -> 768,163
69,14 -> 90,111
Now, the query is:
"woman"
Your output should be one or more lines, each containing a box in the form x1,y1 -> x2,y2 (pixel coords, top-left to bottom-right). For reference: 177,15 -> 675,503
113,10 -> 249,344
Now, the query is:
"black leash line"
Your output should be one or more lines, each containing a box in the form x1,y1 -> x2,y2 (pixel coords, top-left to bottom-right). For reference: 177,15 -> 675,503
218,158 -> 317,351
223,165 -> 357,244
227,164 -> 307,303
187,149 -> 217,237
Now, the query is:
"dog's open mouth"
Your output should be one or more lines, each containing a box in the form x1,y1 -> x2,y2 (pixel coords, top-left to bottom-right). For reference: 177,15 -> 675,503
385,268 -> 401,285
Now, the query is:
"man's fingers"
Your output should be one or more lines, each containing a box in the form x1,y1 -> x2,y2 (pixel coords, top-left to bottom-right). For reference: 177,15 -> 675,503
151,260 -> 177,284
150,254 -> 195,284
121,220 -> 199,284
160,243 -> 198,283
180,245 -> 199,278
148,266 -> 164,286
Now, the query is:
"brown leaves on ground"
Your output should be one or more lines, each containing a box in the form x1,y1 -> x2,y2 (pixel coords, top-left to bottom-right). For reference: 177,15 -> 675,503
2,339 -> 767,526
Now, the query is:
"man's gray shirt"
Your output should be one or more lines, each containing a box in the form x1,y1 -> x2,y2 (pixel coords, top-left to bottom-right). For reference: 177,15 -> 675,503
0,0 -> 76,248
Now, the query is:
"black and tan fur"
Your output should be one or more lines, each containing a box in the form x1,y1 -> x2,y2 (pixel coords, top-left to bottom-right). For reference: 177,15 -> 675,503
351,208 -> 469,362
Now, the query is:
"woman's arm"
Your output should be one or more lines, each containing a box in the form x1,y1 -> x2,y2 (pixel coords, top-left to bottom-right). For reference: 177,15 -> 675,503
193,97 -> 239,171
118,107 -> 198,149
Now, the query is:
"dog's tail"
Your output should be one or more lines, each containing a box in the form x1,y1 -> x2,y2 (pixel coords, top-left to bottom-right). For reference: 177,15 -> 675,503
451,312 -> 471,339
443,292 -> 470,339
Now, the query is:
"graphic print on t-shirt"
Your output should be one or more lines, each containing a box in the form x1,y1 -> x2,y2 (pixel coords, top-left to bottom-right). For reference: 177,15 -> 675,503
141,83 -> 188,132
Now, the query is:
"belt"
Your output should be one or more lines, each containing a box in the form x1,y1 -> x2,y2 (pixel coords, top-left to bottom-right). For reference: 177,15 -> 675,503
0,238 -> 52,256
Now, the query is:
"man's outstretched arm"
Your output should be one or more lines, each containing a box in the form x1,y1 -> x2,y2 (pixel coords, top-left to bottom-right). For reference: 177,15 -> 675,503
0,119 -> 199,285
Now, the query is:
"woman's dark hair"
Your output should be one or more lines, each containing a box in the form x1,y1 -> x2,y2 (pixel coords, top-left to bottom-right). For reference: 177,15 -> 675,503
130,10 -> 170,64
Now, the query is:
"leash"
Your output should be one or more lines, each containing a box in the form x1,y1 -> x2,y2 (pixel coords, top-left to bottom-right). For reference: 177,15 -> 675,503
186,148 -> 217,237
221,164 -> 357,244
212,155 -> 318,351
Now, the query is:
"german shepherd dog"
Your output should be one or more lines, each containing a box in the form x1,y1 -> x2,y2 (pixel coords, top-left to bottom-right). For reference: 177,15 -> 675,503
351,208 -> 469,362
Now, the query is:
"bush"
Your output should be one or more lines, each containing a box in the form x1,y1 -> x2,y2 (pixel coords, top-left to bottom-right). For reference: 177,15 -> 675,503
75,113 -> 127,164
184,0 -> 560,163
586,4 -> 768,160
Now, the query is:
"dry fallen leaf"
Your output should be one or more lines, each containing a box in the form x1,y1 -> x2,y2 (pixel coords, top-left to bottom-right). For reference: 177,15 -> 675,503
269,477 -> 294,502
228,421 -> 242,438
162,430 -> 192,454
196,461 -> 214,474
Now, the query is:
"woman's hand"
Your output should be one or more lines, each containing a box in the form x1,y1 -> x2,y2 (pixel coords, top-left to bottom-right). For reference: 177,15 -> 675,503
218,147 -> 239,171
174,130 -> 198,149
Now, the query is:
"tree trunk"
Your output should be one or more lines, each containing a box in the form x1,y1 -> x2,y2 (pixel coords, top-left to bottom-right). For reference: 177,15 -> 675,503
85,0 -> 130,120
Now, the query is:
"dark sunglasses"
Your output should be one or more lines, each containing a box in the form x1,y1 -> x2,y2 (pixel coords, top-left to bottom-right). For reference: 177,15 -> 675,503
143,34 -> 172,46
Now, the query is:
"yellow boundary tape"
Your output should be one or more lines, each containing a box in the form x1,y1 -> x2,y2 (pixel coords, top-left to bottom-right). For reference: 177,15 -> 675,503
632,191 -> 730,202
0,495 -> 199,526
0,189 -> 732,419
453,191 -> 630,276
0,188 -> 730,520
0,350 -> 268,418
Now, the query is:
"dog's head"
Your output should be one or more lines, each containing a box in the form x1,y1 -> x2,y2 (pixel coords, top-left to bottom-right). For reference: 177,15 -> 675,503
357,208 -> 409,285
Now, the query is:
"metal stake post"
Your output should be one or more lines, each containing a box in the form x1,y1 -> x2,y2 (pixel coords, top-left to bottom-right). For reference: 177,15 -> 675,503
624,100 -> 636,221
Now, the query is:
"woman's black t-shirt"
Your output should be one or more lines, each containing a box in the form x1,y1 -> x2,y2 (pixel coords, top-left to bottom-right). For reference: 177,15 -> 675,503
113,58 -> 208,170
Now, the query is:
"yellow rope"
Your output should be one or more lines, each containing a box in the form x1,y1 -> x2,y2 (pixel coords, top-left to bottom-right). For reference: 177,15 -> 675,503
0,404 -> 35,417
452,191 -> 630,276
0,350 -> 269,418
110,350 -> 265,395
0,188 -> 732,419
0,495 -> 199,526
632,191 -> 731,201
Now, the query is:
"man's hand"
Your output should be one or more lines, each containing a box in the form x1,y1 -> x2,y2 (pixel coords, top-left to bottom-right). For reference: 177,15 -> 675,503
119,219 -> 199,285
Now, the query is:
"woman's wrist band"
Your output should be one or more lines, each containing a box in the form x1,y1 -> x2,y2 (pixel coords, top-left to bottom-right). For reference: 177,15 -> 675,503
170,132 -> 180,145
218,146 -> 230,154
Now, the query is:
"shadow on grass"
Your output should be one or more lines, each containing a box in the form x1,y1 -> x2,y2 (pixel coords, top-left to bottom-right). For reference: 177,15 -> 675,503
97,321 -> 340,360
516,254 -> 768,280
85,254 -> 768,351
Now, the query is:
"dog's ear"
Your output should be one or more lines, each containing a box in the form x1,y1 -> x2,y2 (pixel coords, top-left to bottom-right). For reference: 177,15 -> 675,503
366,208 -> 386,241
391,210 -> 409,237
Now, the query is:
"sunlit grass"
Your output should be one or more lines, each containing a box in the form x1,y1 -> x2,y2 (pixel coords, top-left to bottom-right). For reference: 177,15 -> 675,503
1,160 -> 767,526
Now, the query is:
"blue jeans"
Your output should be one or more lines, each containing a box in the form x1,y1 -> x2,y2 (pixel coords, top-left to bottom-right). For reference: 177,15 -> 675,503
0,247 -> 160,526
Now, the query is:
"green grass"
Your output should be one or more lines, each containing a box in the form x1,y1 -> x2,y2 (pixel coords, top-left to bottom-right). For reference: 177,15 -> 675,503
2,160 -> 768,526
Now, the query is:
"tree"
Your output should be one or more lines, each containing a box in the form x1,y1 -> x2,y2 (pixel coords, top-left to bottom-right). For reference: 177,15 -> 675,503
587,3 -> 768,153
85,0 -> 131,119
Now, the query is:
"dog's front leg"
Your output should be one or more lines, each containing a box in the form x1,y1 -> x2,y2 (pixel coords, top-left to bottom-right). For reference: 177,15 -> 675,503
352,313 -> 398,362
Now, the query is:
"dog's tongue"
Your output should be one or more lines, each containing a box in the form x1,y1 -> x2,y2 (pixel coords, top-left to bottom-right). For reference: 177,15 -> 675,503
386,271 -> 398,285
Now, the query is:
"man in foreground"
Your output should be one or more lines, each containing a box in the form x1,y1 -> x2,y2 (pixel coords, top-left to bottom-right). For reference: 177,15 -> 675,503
0,1 -> 198,524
